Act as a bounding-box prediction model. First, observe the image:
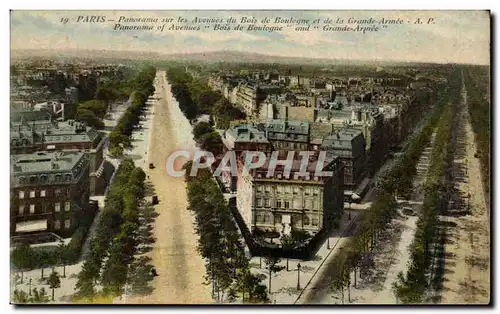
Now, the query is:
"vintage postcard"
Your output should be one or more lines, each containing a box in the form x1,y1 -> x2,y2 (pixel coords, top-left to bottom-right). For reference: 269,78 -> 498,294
9,10 -> 491,305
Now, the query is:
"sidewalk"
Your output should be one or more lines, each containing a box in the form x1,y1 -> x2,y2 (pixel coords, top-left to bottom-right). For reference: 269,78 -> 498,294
246,210 -> 360,304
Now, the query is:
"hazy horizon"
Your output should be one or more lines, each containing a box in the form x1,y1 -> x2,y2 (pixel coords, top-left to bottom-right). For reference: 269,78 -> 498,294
10,10 -> 490,65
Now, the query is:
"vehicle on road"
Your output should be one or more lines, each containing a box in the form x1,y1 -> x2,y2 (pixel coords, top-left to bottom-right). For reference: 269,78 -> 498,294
149,163 -> 155,169
150,267 -> 158,277
152,195 -> 159,205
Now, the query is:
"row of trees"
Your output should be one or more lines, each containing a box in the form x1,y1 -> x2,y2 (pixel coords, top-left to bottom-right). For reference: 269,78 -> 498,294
321,80 -> 456,304
73,67 -> 136,128
74,159 -> 147,300
167,67 -> 222,120
11,241 -> 72,283
167,67 -> 245,126
183,161 -> 268,303
392,68 -> 461,303
109,66 -> 156,157
12,271 -> 62,304
192,121 -> 224,156
76,100 -> 108,129
463,66 -> 490,197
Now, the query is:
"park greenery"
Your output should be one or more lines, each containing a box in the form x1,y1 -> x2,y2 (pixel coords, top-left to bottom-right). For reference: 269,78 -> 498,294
74,158 -> 151,300
12,287 -> 49,304
392,67 -> 461,303
76,100 -> 107,129
167,67 -> 245,126
463,66 -> 490,198
192,121 -> 224,157
108,65 -> 156,157
323,70 -> 459,304
11,202 -> 97,283
72,67 -> 136,128
183,161 -> 268,303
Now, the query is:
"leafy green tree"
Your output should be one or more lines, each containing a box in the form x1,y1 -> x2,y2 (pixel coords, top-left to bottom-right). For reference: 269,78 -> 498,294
280,234 -> 296,271
76,109 -> 104,129
193,121 -> 214,142
11,244 -> 36,284
263,255 -> 285,296
56,242 -> 70,278
77,100 -> 108,118
31,287 -> 49,303
200,131 -> 224,156
47,271 -> 61,301
13,289 -> 29,303
95,86 -> 118,104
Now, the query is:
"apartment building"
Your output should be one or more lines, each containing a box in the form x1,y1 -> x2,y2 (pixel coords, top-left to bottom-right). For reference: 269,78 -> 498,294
236,152 -> 344,238
10,151 -> 90,239
10,117 -> 105,195
321,128 -> 367,193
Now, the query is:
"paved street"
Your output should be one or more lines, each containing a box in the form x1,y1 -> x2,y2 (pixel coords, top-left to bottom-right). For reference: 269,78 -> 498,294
439,79 -> 490,304
299,129 -> 438,304
123,71 -> 212,304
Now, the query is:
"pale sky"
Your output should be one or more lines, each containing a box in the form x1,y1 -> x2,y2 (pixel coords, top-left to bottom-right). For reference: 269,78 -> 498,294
10,10 -> 490,65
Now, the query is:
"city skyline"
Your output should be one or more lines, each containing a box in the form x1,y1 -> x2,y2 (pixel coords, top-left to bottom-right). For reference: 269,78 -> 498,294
11,10 -> 490,65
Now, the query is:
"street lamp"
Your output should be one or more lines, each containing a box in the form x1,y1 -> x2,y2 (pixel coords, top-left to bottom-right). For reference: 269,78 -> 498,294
28,278 -> 32,296
327,236 -> 331,250
297,263 -> 302,290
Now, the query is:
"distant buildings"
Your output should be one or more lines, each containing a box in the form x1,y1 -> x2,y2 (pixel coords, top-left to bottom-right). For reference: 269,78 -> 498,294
10,112 -> 105,195
10,151 -> 90,239
261,119 -> 310,152
321,128 -> 367,198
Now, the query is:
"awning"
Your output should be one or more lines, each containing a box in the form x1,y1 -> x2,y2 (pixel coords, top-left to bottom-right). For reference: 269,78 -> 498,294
16,219 -> 48,233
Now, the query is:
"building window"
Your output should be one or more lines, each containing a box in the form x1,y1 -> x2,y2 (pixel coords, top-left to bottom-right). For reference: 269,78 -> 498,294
293,187 -> 299,195
304,215 -> 310,225
277,186 -> 283,194
294,199 -> 301,209
256,198 -> 262,207
257,186 -> 263,193
305,187 -> 310,195
55,189 -> 61,197
64,201 -> 71,212
29,191 -> 35,198
304,199 -> 311,209
276,200 -> 282,208
64,219 -> 71,229
55,203 -> 61,212
284,201 -> 290,209
256,213 -> 264,223
313,189 -> 318,196
40,190 -> 46,197
29,204 -> 35,214
66,189 -> 71,197
275,214 -> 282,224
312,217 -> 319,226
264,199 -> 270,208
264,213 -> 272,224
54,220 -> 61,230
18,205 -> 24,215
19,191 -> 25,199
265,185 -> 271,194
